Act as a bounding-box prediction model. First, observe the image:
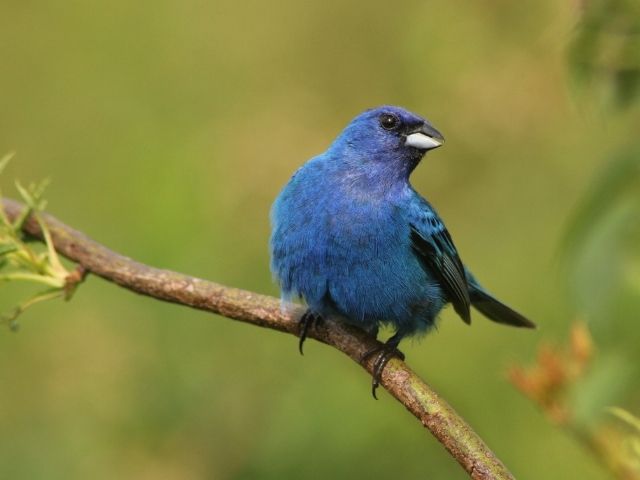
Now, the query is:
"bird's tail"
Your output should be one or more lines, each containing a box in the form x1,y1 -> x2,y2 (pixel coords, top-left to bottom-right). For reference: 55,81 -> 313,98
469,283 -> 536,329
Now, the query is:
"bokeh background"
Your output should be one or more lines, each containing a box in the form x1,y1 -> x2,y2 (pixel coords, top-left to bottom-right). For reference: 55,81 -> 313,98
1,0 -> 639,478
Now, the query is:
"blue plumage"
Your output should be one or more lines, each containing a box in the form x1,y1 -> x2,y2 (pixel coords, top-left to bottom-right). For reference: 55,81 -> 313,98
270,106 -> 534,393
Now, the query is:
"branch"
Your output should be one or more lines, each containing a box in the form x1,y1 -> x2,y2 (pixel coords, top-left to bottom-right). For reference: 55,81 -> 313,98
2,197 -> 515,480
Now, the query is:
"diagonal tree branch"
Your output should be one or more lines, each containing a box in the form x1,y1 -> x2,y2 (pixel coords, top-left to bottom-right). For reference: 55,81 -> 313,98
2,197 -> 515,480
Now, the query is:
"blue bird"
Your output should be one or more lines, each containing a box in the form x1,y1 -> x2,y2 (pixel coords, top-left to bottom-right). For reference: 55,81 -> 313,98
270,105 -> 535,396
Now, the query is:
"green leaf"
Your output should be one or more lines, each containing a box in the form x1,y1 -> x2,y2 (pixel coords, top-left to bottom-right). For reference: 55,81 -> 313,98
609,407 -> 640,433
563,147 -> 640,256
631,437 -> 640,458
568,0 -> 640,111
570,354 -> 634,428
0,288 -> 64,330
10,180 -> 49,231
0,243 -> 18,256
0,151 -> 14,175
563,147 -> 640,324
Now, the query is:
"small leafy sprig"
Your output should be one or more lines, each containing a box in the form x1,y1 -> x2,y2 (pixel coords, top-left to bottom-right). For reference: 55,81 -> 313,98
608,407 -> 640,474
0,153 -> 84,330
509,322 -> 640,479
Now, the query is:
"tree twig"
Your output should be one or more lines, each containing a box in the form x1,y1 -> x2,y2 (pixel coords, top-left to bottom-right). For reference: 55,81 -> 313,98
2,197 -> 515,480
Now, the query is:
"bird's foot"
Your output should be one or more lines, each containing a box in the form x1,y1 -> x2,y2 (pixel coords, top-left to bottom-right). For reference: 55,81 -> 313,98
361,341 -> 405,399
298,310 -> 323,355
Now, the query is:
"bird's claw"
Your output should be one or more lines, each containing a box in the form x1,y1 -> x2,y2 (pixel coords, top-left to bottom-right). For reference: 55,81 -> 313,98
361,344 -> 405,399
298,310 -> 323,355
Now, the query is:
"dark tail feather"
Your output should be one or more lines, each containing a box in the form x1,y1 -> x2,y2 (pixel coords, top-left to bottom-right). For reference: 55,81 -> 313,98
469,286 -> 536,329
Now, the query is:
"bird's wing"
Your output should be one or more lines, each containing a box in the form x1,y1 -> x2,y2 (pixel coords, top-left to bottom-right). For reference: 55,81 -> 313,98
408,200 -> 471,324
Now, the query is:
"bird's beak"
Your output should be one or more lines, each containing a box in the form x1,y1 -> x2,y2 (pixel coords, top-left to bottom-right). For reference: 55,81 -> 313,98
404,123 -> 445,150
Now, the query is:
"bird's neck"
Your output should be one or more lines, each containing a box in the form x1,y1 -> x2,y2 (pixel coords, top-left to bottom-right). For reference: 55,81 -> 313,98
334,163 -> 414,200
331,145 -> 419,196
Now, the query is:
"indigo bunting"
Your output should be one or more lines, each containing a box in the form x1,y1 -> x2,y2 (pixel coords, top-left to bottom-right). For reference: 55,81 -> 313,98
270,106 -> 535,396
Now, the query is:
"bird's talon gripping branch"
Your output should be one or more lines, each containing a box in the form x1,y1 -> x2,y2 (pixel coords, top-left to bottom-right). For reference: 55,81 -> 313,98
298,310 -> 323,355
361,341 -> 405,399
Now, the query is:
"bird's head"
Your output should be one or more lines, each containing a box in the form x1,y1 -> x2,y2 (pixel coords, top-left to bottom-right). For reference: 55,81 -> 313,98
330,106 -> 445,174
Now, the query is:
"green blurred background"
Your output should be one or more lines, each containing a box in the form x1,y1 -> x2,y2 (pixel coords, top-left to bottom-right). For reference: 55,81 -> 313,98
1,1 -> 639,478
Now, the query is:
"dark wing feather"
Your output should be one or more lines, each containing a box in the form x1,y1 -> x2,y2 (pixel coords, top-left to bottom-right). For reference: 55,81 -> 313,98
469,284 -> 536,328
410,223 -> 471,324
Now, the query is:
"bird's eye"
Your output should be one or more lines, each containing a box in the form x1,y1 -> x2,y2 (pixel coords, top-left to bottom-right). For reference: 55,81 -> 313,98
379,113 -> 400,131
